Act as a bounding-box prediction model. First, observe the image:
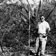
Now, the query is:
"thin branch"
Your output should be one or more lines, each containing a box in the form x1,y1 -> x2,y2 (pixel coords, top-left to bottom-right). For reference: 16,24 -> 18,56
18,10 -> 29,21
38,0 -> 41,12
46,5 -> 56,19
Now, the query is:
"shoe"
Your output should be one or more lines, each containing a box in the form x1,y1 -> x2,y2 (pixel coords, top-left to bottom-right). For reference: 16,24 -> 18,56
40,54 -> 44,56
34,53 -> 36,56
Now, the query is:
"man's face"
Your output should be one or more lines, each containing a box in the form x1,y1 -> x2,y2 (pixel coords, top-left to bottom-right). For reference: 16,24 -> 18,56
41,16 -> 45,22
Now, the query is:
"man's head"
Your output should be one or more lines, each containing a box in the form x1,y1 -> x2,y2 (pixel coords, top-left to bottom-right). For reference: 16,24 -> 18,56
40,16 -> 45,22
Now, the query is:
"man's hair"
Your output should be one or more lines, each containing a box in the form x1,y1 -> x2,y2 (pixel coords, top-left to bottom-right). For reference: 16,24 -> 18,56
40,15 -> 45,20
40,15 -> 44,17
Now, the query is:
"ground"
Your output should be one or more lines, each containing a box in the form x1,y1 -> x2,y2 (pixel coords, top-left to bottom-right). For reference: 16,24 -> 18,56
0,46 -> 56,56
30,46 -> 56,56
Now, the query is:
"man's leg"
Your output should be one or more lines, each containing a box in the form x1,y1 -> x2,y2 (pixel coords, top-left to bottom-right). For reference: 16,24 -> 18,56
40,36 -> 47,56
35,37 -> 39,53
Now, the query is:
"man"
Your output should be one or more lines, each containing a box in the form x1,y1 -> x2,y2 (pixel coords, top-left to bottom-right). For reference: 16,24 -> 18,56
35,15 -> 50,56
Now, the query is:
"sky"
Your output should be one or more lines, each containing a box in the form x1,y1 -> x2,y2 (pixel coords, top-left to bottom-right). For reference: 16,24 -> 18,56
22,0 -> 40,5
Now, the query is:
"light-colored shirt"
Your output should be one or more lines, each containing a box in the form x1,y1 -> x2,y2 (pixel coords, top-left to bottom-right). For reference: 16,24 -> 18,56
38,21 -> 50,34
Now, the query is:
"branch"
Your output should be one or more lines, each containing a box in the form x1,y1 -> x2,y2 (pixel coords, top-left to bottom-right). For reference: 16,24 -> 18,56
35,0 -> 41,19
46,5 -> 56,19
38,0 -> 41,12
18,10 -> 29,21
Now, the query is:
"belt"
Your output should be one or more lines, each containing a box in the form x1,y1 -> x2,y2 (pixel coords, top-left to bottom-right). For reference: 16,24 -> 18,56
39,33 -> 47,38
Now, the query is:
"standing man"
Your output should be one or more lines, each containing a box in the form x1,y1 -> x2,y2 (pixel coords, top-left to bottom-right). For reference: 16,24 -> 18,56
35,15 -> 50,56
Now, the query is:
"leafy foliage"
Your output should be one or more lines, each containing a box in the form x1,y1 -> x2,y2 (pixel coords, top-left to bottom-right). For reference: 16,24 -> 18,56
0,4 -> 29,52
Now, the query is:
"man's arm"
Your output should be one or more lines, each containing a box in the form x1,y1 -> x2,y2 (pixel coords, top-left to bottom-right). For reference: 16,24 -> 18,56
46,22 -> 51,33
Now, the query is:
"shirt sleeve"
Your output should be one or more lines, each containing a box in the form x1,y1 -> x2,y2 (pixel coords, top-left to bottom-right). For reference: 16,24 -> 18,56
46,22 -> 50,31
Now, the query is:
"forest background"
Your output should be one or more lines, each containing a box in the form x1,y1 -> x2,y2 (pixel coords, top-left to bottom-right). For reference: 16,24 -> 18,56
0,0 -> 56,56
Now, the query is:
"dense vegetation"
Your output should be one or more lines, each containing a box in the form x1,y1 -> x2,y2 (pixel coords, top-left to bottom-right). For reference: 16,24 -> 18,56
0,3 -> 29,54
